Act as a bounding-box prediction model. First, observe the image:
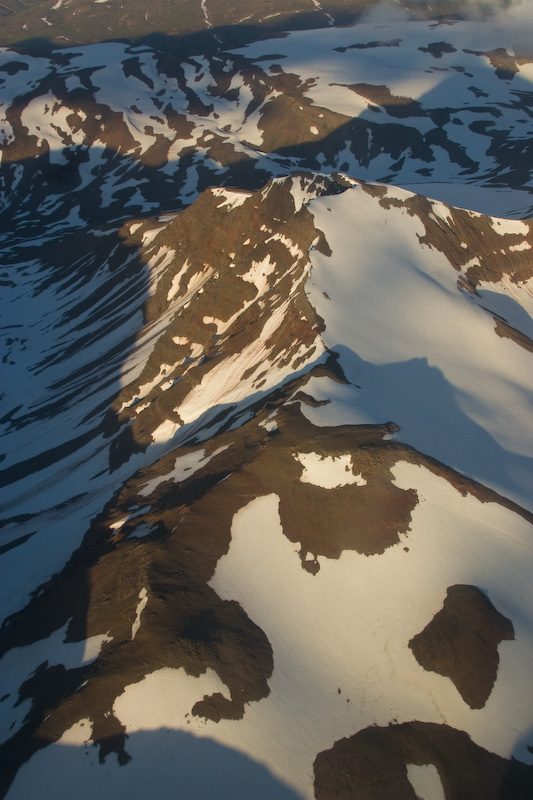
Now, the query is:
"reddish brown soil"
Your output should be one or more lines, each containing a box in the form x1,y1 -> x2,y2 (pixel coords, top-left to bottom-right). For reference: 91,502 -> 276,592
314,721 -> 533,799
409,584 -> 515,708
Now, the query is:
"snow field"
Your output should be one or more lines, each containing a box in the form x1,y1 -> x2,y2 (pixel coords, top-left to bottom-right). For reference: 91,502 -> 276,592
306,183 -> 533,509
45,463 -> 529,799
2,12 -> 533,798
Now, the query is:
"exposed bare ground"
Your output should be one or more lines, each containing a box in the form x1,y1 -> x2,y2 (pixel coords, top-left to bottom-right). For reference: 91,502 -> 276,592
314,720 -> 533,799
409,584 -> 515,709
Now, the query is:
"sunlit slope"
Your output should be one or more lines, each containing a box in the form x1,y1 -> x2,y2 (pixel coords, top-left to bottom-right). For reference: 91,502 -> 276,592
306,180 -> 533,509
1,10 -> 533,800
2,174 -> 533,799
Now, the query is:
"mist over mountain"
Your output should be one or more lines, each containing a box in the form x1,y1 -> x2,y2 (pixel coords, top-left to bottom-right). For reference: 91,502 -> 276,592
1,2 -> 533,798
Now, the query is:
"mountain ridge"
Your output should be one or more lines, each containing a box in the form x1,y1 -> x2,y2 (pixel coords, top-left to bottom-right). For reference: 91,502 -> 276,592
1,6 -> 533,799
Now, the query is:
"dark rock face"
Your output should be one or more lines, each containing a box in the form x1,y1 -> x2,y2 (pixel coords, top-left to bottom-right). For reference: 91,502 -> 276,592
314,721 -> 533,800
409,584 -> 515,708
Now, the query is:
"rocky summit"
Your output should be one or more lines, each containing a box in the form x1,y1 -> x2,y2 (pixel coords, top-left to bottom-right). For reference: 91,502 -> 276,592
1,2 -> 533,798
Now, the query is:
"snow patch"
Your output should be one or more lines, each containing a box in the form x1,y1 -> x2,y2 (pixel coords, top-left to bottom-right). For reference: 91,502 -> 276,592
490,218 -> 529,236
241,256 -> 276,293
294,452 -> 366,488
131,588 -> 148,640
151,418 -> 181,444
110,506 -> 151,534
260,417 -> 278,433
211,187 -> 253,210
114,666 -> 232,730
509,241 -> 531,252
406,763 -> 445,800
139,445 -> 229,496
167,260 -> 190,301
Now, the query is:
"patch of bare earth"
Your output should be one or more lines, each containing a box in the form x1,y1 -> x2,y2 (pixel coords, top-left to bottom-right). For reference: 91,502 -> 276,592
314,721 -> 533,799
258,93 -> 350,153
464,47 -> 520,81
409,584 -> 515,708
344,84 -> 424,118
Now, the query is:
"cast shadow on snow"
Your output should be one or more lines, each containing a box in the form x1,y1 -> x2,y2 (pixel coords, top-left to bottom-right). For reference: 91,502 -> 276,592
1,20 -> 533,797
332,343 -> 533,510
476,288 -> 533,341
269,57 -> 533,203
7,728 -> 302,800
0,137 -> 324,798
0,16 -> 337,775
6,10 -> 533,192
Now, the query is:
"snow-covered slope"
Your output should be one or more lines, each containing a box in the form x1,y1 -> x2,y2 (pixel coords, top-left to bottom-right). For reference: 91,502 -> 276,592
1,7 -> 533,800
306,180 -> 533,510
